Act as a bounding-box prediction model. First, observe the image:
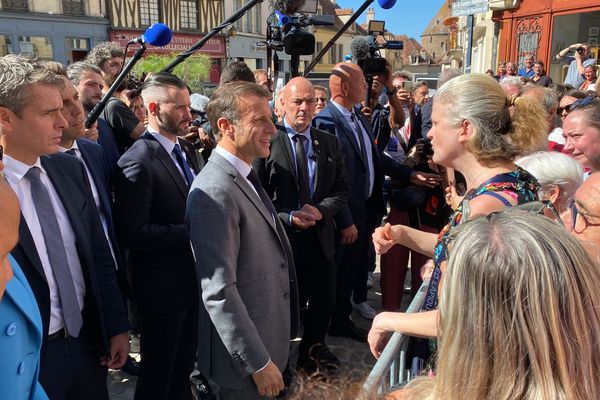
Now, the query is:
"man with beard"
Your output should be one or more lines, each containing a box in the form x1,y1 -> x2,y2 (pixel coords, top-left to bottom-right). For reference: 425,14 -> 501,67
86,42 -> 144,155
67,61 -> 121,173
114,73 -> 210,400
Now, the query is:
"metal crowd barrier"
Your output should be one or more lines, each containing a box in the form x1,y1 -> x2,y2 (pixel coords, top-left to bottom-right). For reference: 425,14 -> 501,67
360,280 -> 430,397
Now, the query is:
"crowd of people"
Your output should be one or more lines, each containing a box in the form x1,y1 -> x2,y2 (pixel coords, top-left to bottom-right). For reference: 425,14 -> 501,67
0,35 -> 599,400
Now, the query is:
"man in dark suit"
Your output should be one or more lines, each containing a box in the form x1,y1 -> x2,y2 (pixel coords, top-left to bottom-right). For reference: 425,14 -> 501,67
187,82 -> 299,399
114,72 -> 207,400
253,77 -> 349,373
0,54 -> 130,400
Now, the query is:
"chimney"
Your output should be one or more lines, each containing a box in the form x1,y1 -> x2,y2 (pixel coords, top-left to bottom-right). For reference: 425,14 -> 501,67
366,8 -> 375,23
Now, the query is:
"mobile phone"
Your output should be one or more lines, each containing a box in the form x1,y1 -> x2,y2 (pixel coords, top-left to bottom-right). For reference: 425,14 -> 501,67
401,81 -> 414,92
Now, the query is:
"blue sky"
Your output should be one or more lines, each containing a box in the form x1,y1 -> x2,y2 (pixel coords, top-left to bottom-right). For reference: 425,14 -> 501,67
335,0 -> 447,39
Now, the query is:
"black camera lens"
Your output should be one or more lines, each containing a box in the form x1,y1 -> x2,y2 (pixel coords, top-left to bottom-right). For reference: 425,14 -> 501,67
577,47 -> 584,53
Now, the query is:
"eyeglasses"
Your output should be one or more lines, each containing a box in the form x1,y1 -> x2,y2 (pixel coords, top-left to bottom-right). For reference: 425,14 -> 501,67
458,200 -> 565,228
565,95 -> 596,113
569,203 -> 600,232
316,97 -> 327,103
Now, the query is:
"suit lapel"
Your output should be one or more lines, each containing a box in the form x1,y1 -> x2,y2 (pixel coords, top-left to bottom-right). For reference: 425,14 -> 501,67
310,128 -> 323,199
328,104 -> 365,167
16,215 -> 46,282
143,133 -> 188,198
275,126 -> 296,177
210,152 -> 276,231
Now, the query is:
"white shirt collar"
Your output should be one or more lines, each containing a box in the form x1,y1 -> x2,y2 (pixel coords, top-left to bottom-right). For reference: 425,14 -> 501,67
214,145 -> 251,179
2,154 -> 45,184
331,100 -> 353,119
148,127 -> 178,154
283,118 -> 311,138
59,140 -> 80,154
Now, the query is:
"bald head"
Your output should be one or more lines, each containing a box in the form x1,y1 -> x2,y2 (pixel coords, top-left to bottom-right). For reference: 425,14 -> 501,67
282,77 -> 316,132
329,62 -> 367,110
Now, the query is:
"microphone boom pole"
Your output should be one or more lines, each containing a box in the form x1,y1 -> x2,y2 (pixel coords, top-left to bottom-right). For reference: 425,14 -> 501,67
85,44 -> 147,128
303,0 -> 374,76
162,0 -> 264,73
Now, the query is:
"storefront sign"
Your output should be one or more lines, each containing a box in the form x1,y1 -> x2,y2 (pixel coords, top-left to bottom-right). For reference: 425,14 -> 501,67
451,0 -> 489,16
110,30 -> 225,57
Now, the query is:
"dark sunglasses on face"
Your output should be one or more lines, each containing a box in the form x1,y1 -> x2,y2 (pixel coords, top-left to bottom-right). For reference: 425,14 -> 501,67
316,97 -> 327,103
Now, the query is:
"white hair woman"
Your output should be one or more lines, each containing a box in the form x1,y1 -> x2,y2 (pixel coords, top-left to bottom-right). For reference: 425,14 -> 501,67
397,212 -> 600,400
516,151 -> 583,215
369,73 -> 548,357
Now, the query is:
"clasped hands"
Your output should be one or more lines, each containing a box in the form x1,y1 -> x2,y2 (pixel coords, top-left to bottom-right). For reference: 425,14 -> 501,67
290,204 -> 322,229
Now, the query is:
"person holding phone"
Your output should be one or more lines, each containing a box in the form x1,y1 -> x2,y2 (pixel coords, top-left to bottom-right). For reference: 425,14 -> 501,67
556,42 -> 596,88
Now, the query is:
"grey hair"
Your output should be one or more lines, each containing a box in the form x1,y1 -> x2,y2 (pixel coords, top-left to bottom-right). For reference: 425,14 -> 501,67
0,54 -> 65,116
523,85 -> 558,113
516,151 -> 583,207
437,68 -> 462,88
391,70 -> 413,81
67,61 -> 103,86
86,41 -> 124,69
207,82 -> 271,141
500,75 -> 524,96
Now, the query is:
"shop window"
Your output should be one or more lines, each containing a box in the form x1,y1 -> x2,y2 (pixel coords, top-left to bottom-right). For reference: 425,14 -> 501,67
62,0 -> 85,16
18,36 -> 53,60
1,0 -> 28,11
65,37 -> 90,63
180,0 -> 198,30
0,35 -> 14,56
140,0 -> 159,27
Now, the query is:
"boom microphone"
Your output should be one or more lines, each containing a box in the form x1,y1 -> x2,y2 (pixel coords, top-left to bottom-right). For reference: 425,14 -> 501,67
350,36 -> 370,62
270,0 -> 306,15
128,23 -> 173,46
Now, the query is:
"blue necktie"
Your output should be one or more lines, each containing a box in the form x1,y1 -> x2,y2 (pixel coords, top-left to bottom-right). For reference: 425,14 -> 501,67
172,143 -> 194,187
25,166 -> 83,337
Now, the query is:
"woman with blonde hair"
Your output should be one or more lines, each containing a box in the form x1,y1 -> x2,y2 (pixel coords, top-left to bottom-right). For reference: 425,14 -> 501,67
370,73 -> 548,354
400,212 -> 600,400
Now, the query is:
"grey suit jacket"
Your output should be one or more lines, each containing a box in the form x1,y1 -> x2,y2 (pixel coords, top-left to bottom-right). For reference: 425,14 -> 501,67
186,151 -> 298,390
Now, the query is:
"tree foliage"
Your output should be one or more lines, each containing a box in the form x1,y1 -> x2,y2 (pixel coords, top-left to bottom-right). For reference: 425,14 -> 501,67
132,53 -> 211,90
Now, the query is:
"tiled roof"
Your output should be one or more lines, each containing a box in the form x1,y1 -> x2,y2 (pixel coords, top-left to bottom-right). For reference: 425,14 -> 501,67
421,2 -> 451,36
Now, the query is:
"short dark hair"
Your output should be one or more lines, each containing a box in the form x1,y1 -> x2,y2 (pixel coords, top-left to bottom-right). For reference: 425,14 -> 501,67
141,72 -> 187,104
220,62 -> 256,85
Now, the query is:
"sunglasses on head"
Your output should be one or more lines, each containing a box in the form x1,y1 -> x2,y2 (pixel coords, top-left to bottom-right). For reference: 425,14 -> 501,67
565,95 -> 596,113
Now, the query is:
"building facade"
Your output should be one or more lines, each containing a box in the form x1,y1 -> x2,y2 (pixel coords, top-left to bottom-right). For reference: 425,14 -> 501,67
494,0 -> 600,82
107,0 -> 225,83
0,0 -> 110,64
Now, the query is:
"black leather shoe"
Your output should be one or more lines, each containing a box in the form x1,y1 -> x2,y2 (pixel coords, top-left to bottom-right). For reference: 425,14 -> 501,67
328,320 -> 368,342
297,344 -> 340,375
120,356 -> 140,376
190,373 -> 217,400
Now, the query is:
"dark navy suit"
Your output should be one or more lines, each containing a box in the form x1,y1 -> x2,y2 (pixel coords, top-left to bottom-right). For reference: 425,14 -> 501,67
312,103 -> 387,323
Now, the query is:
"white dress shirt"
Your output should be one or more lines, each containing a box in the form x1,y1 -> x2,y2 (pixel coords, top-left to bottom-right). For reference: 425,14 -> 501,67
283,119 -> 316,195
148,129 -> 196,183
59,142 -> 117,267
331,100 -> 375,197
3,155 -> 86,335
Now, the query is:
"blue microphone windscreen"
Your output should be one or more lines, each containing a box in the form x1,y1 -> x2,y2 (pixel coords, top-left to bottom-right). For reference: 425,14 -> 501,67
377,0 -> 396,9
143,23 -> 173,47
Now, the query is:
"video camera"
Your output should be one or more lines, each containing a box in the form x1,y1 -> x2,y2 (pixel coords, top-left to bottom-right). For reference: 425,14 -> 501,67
352,20 -> 403,76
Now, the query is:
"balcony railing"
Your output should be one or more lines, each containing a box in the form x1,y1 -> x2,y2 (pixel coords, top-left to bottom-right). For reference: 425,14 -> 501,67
2,0 -> 29,11
63,0 -> 85,16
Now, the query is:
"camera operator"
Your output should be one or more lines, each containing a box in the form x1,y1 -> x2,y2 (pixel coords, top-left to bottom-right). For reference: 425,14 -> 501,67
184,93 -> 215,168
556,42 -> 595,88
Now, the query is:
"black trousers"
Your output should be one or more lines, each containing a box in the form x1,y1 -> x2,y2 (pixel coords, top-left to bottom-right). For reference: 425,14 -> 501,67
134,301 -> 199,400
289,228 -> 336,356
40,328 -> 109,400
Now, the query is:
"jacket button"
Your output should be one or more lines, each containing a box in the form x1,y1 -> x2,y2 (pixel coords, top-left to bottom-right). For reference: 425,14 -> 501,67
6,323 -> 17,336
18,362 -> 25,375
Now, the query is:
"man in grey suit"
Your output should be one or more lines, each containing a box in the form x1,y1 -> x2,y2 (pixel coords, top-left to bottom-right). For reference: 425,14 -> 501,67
186,81 -> 299,399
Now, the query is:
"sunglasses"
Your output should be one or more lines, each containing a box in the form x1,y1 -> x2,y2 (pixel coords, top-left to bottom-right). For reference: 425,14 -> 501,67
569,203 -> 600,232
316,97 -> 327,103
457,199 -> 564,228
0,144 -> 3,161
